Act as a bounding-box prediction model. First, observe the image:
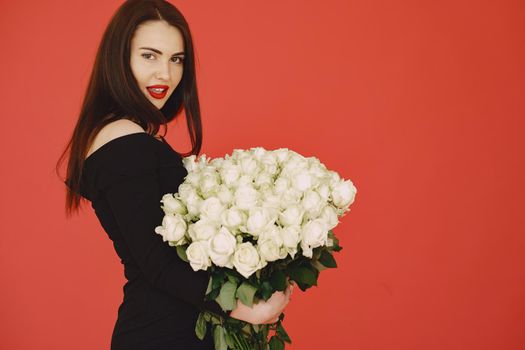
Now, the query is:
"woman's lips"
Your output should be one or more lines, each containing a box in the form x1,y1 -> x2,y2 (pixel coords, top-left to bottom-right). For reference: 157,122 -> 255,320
146,85 -> 169,99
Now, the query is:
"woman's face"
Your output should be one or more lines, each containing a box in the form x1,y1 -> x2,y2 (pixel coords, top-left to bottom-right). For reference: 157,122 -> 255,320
130,20 -> 185,109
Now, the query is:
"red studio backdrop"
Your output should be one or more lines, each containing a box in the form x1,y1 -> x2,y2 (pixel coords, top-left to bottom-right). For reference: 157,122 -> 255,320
0,1 -> 524,349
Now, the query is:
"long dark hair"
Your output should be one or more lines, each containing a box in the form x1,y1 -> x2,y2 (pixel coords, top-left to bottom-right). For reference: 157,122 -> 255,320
56,0 -> 203,217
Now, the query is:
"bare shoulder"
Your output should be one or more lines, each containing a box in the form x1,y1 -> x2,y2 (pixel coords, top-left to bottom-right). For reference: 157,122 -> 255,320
86,119 -> 145,159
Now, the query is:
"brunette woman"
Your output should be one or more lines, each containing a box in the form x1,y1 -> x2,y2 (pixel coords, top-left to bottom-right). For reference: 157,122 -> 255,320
57,1 -> 292,349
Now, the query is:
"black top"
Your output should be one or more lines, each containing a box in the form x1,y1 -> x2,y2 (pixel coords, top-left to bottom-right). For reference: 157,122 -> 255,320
78,132 -> 226,350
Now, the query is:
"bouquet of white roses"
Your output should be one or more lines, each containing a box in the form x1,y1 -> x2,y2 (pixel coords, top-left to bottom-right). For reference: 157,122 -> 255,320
154,147 -> 357,350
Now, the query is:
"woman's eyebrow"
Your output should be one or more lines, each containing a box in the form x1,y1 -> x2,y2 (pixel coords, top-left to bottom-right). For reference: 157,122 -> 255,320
139,47 -> 185,55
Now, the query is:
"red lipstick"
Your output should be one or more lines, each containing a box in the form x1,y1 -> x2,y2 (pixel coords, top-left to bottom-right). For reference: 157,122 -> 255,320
146,85 -> 169,99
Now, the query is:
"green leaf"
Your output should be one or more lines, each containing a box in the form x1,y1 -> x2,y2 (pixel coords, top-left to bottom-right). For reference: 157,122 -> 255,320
286,265 -> 318,286
276,322 -> 292,344
261,324 -> 269,341
260,281 -> 274,300
318,250 -> 337,268
295,281 -> 311,292
225,270 -> 241,284
312,247 -> 323,260
208,287 -> 220,300
270,270 -> 287,291
213,325 -> 228,350
311,259 -> 328,272
206,276 -> 213,295
242,322 -> 251,334
216,280 -> 238,311
176,245 -> 188,262
212,273 -> 225,290
269,335 -> 285,350
236,281 -> 258,307
224,329 -> 235,348
328,231 -> 343,252
210,315 -> 222,326
195,312 -> 207,340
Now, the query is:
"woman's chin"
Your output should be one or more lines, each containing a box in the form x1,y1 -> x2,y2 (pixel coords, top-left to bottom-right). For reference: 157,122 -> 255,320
151,101 -> 165,109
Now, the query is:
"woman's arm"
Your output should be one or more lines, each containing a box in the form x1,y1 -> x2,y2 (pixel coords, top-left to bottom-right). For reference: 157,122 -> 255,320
92,124 -> 228,318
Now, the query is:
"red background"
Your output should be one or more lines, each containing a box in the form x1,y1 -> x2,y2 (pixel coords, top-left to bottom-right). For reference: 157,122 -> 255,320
1,1 -> 524,349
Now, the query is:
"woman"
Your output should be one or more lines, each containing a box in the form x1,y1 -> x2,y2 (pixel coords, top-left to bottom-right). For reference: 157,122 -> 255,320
56,1 -> 292,349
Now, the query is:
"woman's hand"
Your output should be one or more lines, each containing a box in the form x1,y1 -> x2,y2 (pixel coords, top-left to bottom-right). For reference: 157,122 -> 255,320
229,282 -> 294,325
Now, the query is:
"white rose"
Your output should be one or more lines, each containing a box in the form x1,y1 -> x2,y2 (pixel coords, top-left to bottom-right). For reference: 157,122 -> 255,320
258,239 -> 283,262
328,171 -> 341,186
181,155 -> 198,173
216,185 -> 234,206
254,171 -> 273,189
258,225 -> 283,245
307,157 -> 328,178
301,190 -> 325,219
281,189 -> 302,207
320,205 -> 339,230
316,183 -> 331,202
208,227 -> 237,268
331,179 -> 357,208
186,241 -> 211,271
280,225 -> 300,259
188,219 -> 218,242
258,225 -> 287,262
291,171 -> 314,193
300,219 -> 329,258
280,225 -> 301,249
273,148 -> 291,165
199,197 -> 225,224
281,154 -> 307,178
234,185 -> 259,210
278,205 -> 305,227
199,169 -> 220,198
231,149 -> 244,161
238,155 -> 259,177
261,190 -> 282,211
160,194 -> 187,215
196,154 -> 211,170
260,152 -> 279,176
236,174 -> 255,188
219,162 -> 241,187
274,176 -> 290,195
245,207 -> 276,237
221,206 -> 246,232
232,242 -> 267,278
177,183 -> 196,202
249,147 -> 267,160
210,157 -> 224,168
154,214 -> 187,245
184,171 -> 201,187
185,192 -> 203,217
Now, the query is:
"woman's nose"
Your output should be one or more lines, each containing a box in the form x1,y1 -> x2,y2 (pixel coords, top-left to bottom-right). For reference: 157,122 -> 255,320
155,62 -> 170,81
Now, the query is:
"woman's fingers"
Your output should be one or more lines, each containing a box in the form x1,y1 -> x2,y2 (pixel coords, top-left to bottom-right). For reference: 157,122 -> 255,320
284,283 -> 294,301
263,315 -> 280,324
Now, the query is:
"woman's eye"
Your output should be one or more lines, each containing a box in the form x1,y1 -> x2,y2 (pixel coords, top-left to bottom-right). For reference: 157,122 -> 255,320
172,56 -> 184,64
141,53 -> 155,60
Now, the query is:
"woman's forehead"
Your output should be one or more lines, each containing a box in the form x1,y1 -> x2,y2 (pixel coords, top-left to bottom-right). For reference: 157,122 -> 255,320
132,20 -> 184,52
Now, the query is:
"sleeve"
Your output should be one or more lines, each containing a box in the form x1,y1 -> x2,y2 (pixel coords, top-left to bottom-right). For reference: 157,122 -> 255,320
98,137 -> 229,318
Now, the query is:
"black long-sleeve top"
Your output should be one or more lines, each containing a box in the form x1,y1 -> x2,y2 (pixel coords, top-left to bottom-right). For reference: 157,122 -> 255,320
77,132 -> 226,349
